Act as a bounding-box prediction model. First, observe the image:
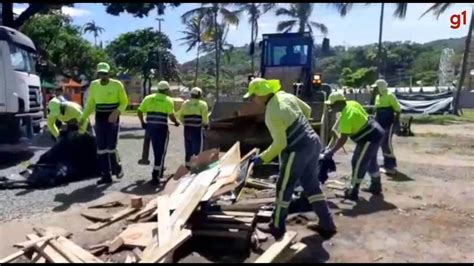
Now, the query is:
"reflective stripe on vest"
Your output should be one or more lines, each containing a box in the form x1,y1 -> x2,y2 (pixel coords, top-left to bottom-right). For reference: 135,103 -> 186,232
184,114 -> 202,127
96,103 -> 119,112
286,115 -> 315,149
146,112 -> 168,125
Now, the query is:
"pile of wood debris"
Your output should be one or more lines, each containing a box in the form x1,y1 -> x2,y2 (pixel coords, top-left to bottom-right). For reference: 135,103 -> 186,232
1,142 -> 309,263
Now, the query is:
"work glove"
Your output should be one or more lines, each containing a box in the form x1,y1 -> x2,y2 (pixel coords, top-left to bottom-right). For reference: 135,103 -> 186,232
249,155 -> 263,166
141,122 -> 147,130
174,121 -> 180,127
203,124 -> 210,130
321,149 -> 334,160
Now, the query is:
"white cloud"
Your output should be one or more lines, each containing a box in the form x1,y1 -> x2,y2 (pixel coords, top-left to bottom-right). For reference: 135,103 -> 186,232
13,6 -> 91,17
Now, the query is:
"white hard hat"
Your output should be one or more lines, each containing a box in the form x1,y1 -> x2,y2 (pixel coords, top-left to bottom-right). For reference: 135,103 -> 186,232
157,81 -> 170,91
191,87 -> 202,96
371,79 -> 388,89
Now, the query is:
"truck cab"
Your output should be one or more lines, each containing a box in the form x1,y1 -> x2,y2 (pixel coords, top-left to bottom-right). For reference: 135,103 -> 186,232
0,26 -> 43,143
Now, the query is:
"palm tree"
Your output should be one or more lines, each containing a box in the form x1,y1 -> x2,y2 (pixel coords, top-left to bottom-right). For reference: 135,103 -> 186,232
178,14 -> 204,87
333,3 -> 408,77
82,20 -> 105,47
275,3 -> 328,35
237,3 -> 276,73
182,4 -> 241,102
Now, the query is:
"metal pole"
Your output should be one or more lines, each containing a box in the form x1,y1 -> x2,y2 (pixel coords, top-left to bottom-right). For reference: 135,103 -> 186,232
157,17 -> 164,81
377,3 -> 385,78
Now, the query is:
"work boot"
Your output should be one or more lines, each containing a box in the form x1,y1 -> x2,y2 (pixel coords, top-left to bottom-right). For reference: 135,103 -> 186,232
96,176 -> 112,185
307,223 -> 338,240
150,170 -> 160,186
343,188 -> 359,201
257,222 -> 285,240
363,181 -> 382,195
113,165 -> 124,179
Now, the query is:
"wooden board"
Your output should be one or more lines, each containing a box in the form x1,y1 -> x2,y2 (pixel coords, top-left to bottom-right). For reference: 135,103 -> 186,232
157,194 -> 172,263
108,236 -> 124,253
33,227 -> 72,238
127,200 -> 157,222
173,165 -> 189,180
55,236 -> 103,263
88,200 -> 124,209
118,223 -> 157,248
245,178 -> 276,190
206,211 -> 256,217
274,242 -> 307,263
26,234 -> 69,263
254,231 -> 297,263
190,148 -> 220,170
25,234 -> 70,263
0,249 -> 27,263
81,209 -> 113,222
139,229 -> 192,263
87,207 -> 139,231
13,235 -> 56,249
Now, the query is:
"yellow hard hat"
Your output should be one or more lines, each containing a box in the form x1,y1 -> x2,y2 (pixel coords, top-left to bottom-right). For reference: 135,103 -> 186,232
96,62 -> 110,74
243,78 -> 281,99
324,91 -> 346,105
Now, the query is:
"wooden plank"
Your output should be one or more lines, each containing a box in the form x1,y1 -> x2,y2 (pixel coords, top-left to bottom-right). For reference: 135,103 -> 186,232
13,235 -> 56,249
56,236 -> 104,263
118,223 -> 157,248
274,242 -> 307,263
127,200 -> 156,222
108,236 -> 124,253
240,148 -> 259,163
81,209 -> 112,222
193,229 -> 249,239
219,142 -> 240,168
33,228 -> 92,263
87,207 -> 139,231
33,227 -> 72,238
131,196 -> 144,209
245,178 -> 276,190
25,234 -> 70,263
190,148 -> 220,170
157,194 -> 172,263
139,229 -> 192,263
0,249 -> 27,263
31,253 -> 46,263
88,200 -> 124,209
132,247 -> 143,260
254,231 -> 297,263
173,165 -> 189,180
206,211 -> 256,217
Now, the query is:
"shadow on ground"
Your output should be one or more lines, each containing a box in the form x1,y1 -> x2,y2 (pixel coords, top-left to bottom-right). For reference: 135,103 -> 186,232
386,171 -> 415,182
119,134 -> 144,140
0,151 -> 35,170
339,194 -> 397,217
52,182 -> 112,212
294,234 -> 331,262
120,180 -> 162,196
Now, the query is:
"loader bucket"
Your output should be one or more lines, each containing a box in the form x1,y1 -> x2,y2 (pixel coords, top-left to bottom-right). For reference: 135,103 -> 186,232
204,99 -> 336,155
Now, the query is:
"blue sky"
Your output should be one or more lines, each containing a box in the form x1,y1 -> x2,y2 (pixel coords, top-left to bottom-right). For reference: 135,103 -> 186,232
15,3 -> 474,63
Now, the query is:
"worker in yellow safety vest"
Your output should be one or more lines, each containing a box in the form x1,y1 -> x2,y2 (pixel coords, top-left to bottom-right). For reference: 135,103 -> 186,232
47,87 -> 89,141
80,62 -> 128,185
322,91 -> 385,201
138,81 -> 180,185
246,78 -> 337,240
372,79 -> 401,175
176,87 -> 209,168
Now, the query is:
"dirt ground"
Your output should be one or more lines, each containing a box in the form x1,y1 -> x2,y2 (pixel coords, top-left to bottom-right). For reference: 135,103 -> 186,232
0,117 -> 473,263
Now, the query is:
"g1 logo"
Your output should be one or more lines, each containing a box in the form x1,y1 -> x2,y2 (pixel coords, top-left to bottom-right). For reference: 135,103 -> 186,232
450,10 -> 467,29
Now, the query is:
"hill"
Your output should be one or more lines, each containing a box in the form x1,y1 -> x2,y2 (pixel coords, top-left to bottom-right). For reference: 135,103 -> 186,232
178,36 -> 465,92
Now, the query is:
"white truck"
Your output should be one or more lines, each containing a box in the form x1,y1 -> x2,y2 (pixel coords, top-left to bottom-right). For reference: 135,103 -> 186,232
0,26 -> 43,144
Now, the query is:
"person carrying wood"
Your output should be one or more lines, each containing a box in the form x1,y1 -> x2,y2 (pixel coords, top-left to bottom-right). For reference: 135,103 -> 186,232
137,81 -> 180,185
371,79 -> 401,175
322,91 -> 385,201
176,87 -> 209,168
80,62 -> 128,185
245,78 -> 337,240
47,88 -> 89,141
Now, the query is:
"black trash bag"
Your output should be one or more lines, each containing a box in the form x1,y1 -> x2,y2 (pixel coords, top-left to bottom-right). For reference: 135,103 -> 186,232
26,133 -> 100,188
319,156 -> 336,184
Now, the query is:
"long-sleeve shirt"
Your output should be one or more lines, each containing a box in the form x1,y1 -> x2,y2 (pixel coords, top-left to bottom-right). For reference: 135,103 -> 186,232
81,78 -> 128,121
260,91 -> 312,164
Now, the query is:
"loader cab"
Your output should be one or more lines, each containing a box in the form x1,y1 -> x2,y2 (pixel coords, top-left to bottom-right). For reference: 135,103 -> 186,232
260,32 -> 315,100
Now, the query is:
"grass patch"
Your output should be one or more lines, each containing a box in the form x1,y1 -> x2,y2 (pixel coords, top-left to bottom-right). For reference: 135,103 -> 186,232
409,110 -> 474,125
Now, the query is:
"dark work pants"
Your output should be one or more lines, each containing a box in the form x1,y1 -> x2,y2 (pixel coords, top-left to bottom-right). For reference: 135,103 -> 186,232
350,122 -> 384,191
184,126 -> 203,167
95,119 -> 121,179
273,135 -> 335,232
147,124 -> 169,179
380,123 -> 397,169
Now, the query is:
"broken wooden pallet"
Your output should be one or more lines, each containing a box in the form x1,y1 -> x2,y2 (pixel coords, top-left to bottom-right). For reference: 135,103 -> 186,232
87,207 -> 139,231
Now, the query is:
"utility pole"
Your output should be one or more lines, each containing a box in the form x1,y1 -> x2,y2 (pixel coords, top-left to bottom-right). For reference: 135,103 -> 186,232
156,17 -> 164,81
377,3 -> 385,78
